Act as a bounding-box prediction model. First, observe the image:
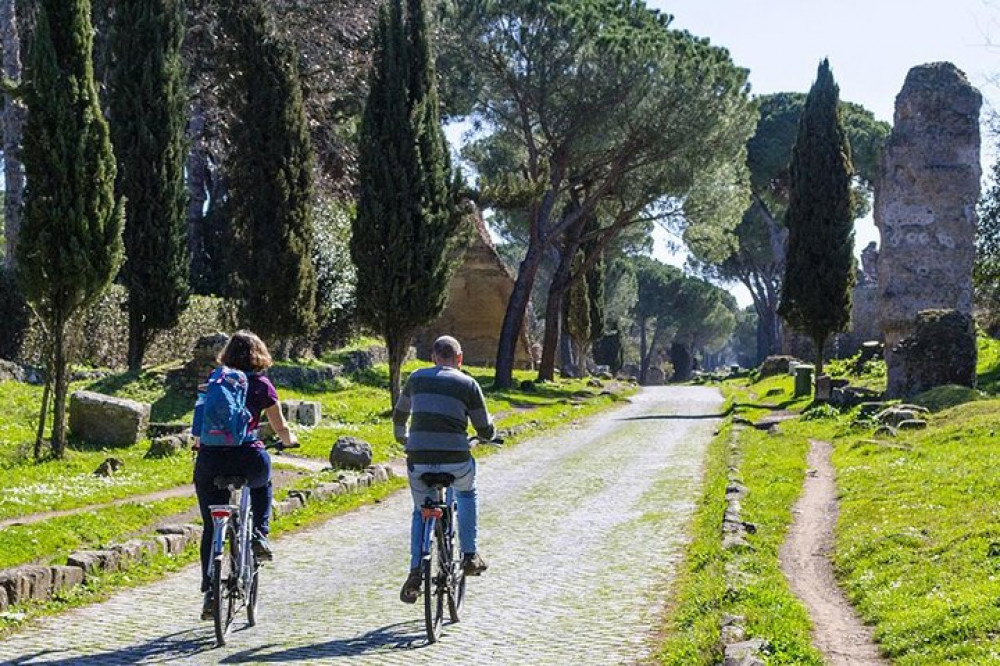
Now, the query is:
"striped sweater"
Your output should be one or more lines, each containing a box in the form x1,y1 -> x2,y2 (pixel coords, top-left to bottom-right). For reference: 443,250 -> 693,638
393,365 -> 495,452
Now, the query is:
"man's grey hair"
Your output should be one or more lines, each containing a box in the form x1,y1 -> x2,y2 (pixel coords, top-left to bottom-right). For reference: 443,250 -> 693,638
433,335 -> 462,360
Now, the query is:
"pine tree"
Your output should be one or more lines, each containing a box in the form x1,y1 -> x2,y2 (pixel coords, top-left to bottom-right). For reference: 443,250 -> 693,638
352,0 -> 464,405
220,0 -> 317,352
18,0 -> 125,457
778,59 -> 855,374
110,0 -> 189,372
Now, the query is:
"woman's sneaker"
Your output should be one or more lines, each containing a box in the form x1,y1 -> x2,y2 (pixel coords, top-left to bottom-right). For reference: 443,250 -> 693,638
252,531 -> 273,561
461,552 -> 488,576
399,568 -> 422,604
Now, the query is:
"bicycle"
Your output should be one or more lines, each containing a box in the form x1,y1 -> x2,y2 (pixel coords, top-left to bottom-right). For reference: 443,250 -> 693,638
417,436 -> 502,643
207,439 -> 294,646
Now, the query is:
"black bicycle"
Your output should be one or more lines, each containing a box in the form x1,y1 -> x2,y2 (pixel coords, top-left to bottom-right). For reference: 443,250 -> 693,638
417,436 -> 502,643
207,439 -> 294,646
418,470 -> 464,643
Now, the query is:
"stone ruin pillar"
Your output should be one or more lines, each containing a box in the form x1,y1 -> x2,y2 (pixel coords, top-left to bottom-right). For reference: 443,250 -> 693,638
875,62 -> 981,398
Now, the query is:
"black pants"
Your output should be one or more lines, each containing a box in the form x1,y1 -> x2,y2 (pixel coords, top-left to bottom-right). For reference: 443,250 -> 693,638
194,447 -> 272,592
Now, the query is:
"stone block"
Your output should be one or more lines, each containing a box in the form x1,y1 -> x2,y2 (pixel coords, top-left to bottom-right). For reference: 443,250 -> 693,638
339,476 -> 358,493
793,365 -> 814,398
69,391 -> 151,447
288,489 -> 310,506
7,566 -> 54,603
161,534 -> 187,555
280,400 -> 302,422
0,583 -> 7,611
330,436 -> 373,470
66,551 -> 105,576
371,465 -> 389,484
146,435 -> 187,458
296,401 -> 322,426
112,540 -> 146,566
50,565 -> 84,594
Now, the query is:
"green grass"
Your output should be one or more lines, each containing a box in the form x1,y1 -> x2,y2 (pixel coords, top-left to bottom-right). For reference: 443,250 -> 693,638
976,335 -> 1000,394
657,376 -> 823,664
656,421 -> 731,664
833,398 -> 1000,664
0,496 -> 193,570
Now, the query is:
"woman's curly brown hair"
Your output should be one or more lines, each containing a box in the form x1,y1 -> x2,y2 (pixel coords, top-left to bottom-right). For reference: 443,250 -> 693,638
218,330 -> 272,373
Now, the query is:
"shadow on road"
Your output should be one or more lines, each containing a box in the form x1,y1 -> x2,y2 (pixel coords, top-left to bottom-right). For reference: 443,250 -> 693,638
221,620 -> 432,661
3,628 -> 213,665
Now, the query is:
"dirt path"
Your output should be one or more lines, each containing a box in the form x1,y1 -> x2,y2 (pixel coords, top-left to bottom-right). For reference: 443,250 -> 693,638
0,386 -> 722,665
779,439 -> 888,665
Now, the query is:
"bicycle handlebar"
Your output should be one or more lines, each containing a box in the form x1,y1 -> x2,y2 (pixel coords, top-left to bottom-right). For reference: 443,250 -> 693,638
264,437 -> 300,452
468,435 -> 505,447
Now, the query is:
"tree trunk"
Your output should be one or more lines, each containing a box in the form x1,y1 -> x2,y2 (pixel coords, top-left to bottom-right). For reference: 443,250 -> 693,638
51,316 -> 68,458
34,358 -> 51,461
638,316 -> 649,385
494,242 -> 543,388
387,330 -> 409,409
185,103 -> 209,280
537,257 -> 577,381
1,0 -> 26,271
127,309 -> 147,372
813,333 -> 826,376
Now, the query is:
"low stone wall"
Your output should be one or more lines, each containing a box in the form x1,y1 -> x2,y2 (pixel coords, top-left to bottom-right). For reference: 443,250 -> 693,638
0,463 -> 395,612
720,425 -> 768,665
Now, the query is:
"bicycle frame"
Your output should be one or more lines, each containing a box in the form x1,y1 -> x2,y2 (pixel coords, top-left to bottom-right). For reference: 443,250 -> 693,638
208,485 -> 255,595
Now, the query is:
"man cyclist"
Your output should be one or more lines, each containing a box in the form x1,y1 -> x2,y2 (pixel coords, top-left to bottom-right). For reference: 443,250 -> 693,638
394,335 -> 495,604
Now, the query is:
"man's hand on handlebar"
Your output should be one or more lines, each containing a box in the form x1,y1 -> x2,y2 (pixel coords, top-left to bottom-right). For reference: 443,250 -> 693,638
468,435 -> 505,447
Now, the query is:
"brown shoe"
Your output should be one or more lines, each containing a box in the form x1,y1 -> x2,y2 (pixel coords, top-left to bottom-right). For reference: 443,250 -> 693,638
462,552 -> 488,576
399,568 -> 422,604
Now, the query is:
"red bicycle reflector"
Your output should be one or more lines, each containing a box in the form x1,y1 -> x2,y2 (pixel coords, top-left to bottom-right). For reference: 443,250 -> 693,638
421,507 -> 443,519
210,510 -> 231,518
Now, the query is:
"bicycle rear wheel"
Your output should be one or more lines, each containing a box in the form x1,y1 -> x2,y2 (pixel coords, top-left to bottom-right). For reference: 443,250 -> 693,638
423,535 -> 444,643
212,524 -> 238,646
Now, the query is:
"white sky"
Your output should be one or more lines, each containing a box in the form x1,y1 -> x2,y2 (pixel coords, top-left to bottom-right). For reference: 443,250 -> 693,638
649,0 -> 1000,305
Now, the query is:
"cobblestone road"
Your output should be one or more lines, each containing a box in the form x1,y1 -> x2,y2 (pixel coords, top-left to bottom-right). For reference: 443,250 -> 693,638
0,386 -> 722,665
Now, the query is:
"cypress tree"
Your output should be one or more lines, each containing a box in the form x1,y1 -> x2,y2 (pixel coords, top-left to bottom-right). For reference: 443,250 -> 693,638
219,0 -> 316,352
18,0 -> 125,457
352,0 -> 464,405
778,59 -> 855,374
109,0 -> 189,372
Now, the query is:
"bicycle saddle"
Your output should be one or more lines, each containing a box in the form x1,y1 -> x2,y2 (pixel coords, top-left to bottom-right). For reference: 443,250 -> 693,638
213,475 -> 248,490
420,472 -> 455,487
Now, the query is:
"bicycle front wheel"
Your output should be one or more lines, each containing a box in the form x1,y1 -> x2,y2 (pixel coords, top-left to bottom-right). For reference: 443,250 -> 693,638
213,524 -> 238,646
423,536 -> 444,643
246,563 -> 259,627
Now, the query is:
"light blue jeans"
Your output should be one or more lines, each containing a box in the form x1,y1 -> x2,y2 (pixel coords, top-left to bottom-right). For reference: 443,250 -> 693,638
407,458 -> 477,571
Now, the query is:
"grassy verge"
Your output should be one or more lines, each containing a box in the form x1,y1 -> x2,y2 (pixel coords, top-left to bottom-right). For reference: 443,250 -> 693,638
833,398 -> 1000,664
657,374 -> 822,664
0,497 -> 193,570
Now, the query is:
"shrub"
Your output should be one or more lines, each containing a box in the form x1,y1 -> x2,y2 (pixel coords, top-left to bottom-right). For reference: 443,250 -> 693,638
17,285 -> 237,368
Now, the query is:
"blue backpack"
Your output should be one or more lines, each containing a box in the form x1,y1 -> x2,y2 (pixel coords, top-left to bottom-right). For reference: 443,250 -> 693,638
198,366 -> 258,447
